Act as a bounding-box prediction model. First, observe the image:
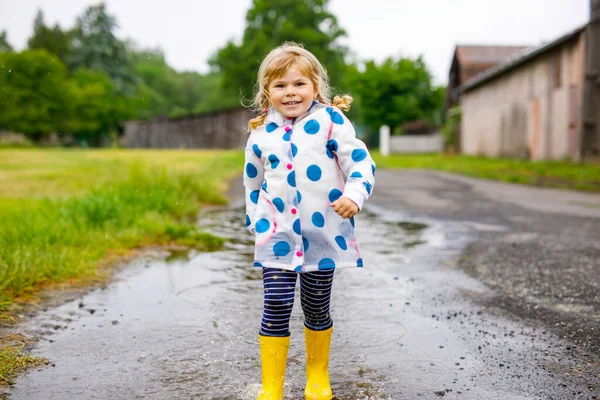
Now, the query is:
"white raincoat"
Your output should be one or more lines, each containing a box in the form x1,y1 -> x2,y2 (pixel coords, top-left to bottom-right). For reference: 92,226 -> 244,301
243,102 -> 375,272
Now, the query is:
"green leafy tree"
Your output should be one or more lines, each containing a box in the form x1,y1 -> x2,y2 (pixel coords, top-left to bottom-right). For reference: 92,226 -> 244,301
0,50 -> 72,139
69,3 -> 137,95
191,72 -> 240,114
132,48 -> 239,118
210,0 -> 349,102
0,30 -> 13,53
27,9 -> 73,64
69,68 -> 135,145
350,56 -> 445,142
131,48 -> 182,116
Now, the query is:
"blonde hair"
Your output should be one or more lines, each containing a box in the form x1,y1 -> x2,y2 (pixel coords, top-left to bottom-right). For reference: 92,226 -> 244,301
248,42 -> 352,130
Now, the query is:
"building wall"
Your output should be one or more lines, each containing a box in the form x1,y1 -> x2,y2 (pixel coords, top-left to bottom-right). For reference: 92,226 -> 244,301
461,33 -> 586,161
123,108 -> 253,149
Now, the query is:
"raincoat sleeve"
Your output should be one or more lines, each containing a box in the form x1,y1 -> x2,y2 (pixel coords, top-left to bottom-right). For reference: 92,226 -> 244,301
243,131 -> 264,234
328,109 -> 376,210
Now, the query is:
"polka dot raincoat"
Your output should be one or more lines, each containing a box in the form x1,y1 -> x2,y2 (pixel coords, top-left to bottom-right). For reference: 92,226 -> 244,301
244,103 -> 376,272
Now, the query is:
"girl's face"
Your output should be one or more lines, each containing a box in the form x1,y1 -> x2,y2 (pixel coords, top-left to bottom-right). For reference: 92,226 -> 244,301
267,65 -> 317,119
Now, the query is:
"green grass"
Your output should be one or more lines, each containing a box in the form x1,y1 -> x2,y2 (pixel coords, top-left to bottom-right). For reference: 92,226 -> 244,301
0,148 -> 243,391
372,152 -> 600,192
0,149 -> 244,314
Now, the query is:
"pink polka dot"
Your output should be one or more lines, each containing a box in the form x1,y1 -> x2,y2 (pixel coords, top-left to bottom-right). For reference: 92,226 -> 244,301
287,163 -> 293,170
291,208 -> 297,214
285,126 -> 291,132
296,251 -> 303,257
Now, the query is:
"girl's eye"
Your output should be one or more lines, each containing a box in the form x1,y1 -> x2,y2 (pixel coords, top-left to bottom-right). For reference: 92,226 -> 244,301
275,84 -> 284,88
296,82 -> 306,86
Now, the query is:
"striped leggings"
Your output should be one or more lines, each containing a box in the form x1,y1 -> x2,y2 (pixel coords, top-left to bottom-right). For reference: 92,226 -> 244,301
261,267 -> 335,337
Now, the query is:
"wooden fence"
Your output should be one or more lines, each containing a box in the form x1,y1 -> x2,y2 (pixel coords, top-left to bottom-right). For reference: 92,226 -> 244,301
123,107 -> 253,149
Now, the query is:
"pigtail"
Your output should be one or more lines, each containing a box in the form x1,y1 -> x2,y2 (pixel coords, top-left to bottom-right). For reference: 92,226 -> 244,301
248,112 -> 268,130
332,94 -> 353,112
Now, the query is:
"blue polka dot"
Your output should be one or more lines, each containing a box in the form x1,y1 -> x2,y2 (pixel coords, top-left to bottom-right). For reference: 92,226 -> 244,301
293,219 -> 301,235
350,217 -> 355,227
250,190 -> 259,204
273,197 -> 285,212
294,265 -> 303,272
268,154 -> 280,169
304,119 -> 320,134
350,172 -> 363,178
273,241 -> 290,257
291,143 -> 298,157
297,191 -> 302,204
318,258 -> 336,270
302,236 -> 309,251
261,181 -> 267,191
246,163 -> 258,178
282,130 -> 291,141
357,258 -> 363,267
306,165 -> 322,181
312,212 -> 325,228
255,218 -> 270,233
252,144 -> 262,158
245,214 -> 251,227
372,164 -> 376,175
335,235 -> 347,250
363,181 -> 372,194
330,111 -> 344,124
351,149 -> 367,162
326,139 -> 338,159
287,171 -> 296,187
328,189 -> 342,203
326,107 -> 333,114
266,122 -> 278,133
254,261 -> 263,268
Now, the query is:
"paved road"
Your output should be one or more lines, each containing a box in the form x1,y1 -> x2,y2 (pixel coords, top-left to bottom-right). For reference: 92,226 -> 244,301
5,170 -> 600,399
370,169 -> 600,355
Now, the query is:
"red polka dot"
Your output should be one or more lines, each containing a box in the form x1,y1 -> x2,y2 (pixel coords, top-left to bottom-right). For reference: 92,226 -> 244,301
296,251 -> 303,257
285,126 -> 291,132
291,208 -> 297,214
287,163 -> 293,170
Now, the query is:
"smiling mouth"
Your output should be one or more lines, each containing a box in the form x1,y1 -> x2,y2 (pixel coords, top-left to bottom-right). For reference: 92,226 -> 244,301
283,101 -> 301,106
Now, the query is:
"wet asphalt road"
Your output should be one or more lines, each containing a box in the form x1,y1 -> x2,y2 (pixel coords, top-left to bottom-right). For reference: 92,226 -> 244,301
6,170 -> 600,399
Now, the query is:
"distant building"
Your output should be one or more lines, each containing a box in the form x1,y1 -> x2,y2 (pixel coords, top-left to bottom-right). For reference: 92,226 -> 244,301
446,45 -> 529,110
457,1 -> 599,161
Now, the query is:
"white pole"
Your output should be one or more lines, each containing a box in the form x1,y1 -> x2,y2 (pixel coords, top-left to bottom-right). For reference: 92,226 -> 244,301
379,125 -> 390,156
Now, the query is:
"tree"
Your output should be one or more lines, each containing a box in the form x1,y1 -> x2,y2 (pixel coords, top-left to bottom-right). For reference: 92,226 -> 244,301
210,0 -> 349,102
69,3 -> 137,95
131,47 -> 239,118
27,9 -> 73,64
68,68 -> 134,145
350,56 -> 445,142
0,30 -> 13,53
0,50 -> 72,139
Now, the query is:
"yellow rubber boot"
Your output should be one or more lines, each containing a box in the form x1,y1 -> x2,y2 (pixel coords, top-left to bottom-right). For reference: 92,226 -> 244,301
304,326 -> 333,400
258,334 -> 290,400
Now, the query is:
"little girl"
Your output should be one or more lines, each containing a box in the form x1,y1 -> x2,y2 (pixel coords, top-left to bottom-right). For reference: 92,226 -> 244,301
243,42 -> 375,400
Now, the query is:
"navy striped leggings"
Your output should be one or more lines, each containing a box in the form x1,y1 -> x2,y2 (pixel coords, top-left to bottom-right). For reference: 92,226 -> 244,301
261,267 -> 335,337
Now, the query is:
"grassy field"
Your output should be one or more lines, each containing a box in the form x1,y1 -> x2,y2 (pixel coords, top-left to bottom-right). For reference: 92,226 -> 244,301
0,148 -> 243,388
371,152 -> 600,192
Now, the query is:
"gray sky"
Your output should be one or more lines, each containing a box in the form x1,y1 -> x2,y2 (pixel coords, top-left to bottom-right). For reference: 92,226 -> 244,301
0,0 -> 591,85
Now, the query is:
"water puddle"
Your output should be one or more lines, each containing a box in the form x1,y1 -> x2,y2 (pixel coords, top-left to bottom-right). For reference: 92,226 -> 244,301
7,203 -> 593,399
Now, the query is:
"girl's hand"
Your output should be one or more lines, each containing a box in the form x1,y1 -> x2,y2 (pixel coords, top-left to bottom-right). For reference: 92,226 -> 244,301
331,196 -> 359,219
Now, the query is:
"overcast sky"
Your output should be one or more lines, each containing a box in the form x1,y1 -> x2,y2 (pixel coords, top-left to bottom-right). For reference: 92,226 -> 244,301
0,0 -> 591,85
